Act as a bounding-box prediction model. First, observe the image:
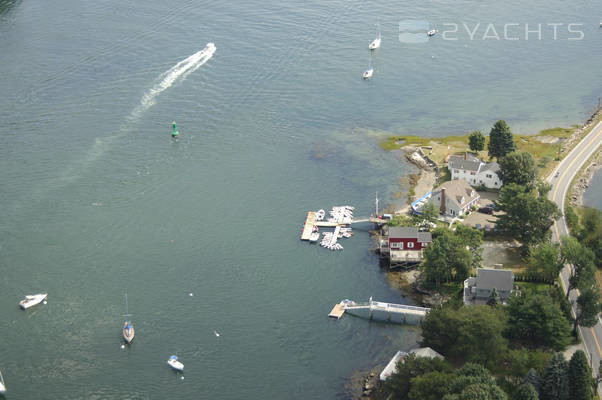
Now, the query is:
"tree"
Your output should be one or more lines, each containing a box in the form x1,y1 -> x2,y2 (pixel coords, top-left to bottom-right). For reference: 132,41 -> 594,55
446,363 -> 507,400
506,292 -> 571,351
469,130 -> 486,152
525,368 -> 542,396
512,383 -> 539,400
574,287 -> 600,333
421,306 -> 507,367
496,183 -> 560,252
409,371 -> 455,400
455,225 -> 484,269
488,120 -> 516,159
568,350 -> 593,400
383,353 -> 452,398
498,151 -> 538,188
421,201 -> 440,225
487,288 -> 499,307
527,243 -> 563,281
422,229 -> 473,287
561,236 -> 596,299
541,353 -> 569,400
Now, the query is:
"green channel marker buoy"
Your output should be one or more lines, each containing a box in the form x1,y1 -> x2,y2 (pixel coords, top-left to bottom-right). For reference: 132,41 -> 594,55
171,121 -> 179,138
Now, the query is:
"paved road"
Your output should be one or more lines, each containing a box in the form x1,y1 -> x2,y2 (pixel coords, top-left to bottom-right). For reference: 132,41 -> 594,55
547,120 -> 601,384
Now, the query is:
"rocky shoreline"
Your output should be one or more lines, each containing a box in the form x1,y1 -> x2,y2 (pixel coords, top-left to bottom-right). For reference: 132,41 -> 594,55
568,149 -> 601,208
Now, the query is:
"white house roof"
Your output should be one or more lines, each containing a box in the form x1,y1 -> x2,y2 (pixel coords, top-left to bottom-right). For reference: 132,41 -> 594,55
475,268 -> 514,292
409,347 -> 445,360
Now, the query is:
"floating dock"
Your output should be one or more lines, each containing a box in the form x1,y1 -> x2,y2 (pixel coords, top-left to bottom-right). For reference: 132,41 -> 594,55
301,212 -> 316,241
328,302 -> 346,319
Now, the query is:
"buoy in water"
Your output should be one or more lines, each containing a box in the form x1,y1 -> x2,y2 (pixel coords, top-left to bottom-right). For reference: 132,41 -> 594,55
171,121 -> 180,138
121,344 -> 125,349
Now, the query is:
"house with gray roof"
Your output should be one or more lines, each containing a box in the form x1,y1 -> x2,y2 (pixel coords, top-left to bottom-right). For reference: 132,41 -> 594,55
448,153 -> 502,189
463,268 -> 515,305
427,179 -> 480,217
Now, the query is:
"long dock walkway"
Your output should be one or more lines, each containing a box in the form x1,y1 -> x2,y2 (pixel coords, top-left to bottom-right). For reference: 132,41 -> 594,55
329,297 -> 431,320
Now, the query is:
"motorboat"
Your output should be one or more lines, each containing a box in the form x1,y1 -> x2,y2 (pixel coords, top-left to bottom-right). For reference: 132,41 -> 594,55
427,29 -> 437,36
122,293 -> 135,344
363,67 -> 374,79
19,293 -> 47,310
369,19 -> 381,49
309,231 -> 320,242
0,370 -> 6,395
167,355 -> 184,371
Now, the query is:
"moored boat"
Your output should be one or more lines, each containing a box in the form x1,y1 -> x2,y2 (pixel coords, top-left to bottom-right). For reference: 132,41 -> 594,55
122,293 -> 135,344
167,355 -> 184,371
19,293 -> 47,310
427,29 -> 437,36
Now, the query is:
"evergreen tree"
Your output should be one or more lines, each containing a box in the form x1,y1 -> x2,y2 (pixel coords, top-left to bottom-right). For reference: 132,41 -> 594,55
525,368 -> 542,396
488,120 -> 516,159
469,130 -> 486,152
498,151 -> 538,188
487,288 -> 499,307
512,382 -> 539,400
541,353 -> 569,400
568,350 -> 593,400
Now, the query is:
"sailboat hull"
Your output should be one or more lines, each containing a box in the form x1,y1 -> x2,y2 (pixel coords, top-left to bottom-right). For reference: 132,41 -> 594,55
123,321 -> 135,344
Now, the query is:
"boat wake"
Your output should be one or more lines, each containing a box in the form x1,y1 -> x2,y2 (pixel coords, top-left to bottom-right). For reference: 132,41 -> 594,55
58,43 -> 216,185
129,43 -> 216,123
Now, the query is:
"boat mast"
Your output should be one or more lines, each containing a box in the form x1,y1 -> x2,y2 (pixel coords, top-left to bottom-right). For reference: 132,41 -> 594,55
124,293 -> 131,322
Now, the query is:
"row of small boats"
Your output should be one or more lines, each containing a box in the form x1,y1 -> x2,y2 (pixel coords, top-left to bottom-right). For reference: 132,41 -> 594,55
363,19 -> 437,79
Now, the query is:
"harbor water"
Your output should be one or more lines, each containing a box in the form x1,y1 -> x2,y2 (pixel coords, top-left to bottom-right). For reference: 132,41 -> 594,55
0,0 -> 601,398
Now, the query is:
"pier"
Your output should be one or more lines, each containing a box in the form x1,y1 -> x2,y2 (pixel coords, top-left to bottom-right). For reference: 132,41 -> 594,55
329,297 -> 430,322
300,213 -> 387,241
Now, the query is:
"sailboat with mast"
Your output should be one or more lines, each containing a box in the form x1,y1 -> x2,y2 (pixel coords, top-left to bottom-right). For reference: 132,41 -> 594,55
122,293 -> 135,344
368,18 -> 381,50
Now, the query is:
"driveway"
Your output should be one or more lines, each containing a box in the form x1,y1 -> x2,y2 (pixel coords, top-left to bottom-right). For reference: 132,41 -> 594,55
462,191 -> 501,230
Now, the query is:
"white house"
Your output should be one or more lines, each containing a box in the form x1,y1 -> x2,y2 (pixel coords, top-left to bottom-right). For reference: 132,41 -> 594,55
428,179 -> 480,217
448,153 -> 501,189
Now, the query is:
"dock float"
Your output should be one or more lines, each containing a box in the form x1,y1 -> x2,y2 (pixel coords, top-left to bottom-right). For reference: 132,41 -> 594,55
328,302 -> 345,319
301,212 -> 316,241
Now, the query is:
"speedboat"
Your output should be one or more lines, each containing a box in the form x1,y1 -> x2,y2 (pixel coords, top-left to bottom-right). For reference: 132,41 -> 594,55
0,370 -> 6,395
19,293 -> 47,310
427,29 -> 437,36
363,68 -> 373,79
167,355 -> 184,371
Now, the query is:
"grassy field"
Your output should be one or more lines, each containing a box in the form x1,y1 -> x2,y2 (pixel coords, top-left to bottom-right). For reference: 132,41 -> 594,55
379,126 -> 577,178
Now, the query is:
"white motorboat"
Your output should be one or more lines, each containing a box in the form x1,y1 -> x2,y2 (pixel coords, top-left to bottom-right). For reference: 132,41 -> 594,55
122,293 -> 135,344
0,370 -> 6,395
167,355 -> 184,372
19,293 -> 47,310
363,67 -> 373,79
427,29 -> 437,36
368,19 -> 381,49
309,231 -> 320,242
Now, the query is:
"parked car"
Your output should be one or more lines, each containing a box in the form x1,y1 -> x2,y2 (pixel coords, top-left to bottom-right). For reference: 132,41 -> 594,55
478,207 -> 494,215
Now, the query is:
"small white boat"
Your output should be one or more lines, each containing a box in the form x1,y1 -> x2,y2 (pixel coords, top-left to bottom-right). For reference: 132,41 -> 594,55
309,231 -> 320,242
427,29 -> 437,36
0,370 -> 6,395
369,19 -> 381,49
19,293 -> 47,310
363,67 -> 373,79
167,355 -> 184,372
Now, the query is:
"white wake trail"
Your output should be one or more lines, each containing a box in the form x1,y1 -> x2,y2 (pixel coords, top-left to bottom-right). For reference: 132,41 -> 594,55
57,43 -> 216,185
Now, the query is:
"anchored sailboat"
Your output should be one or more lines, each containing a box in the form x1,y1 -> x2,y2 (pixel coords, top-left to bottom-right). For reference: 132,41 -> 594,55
122,293 -> 135,344
363,58 -> 374,79
369,18 -> 381,50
